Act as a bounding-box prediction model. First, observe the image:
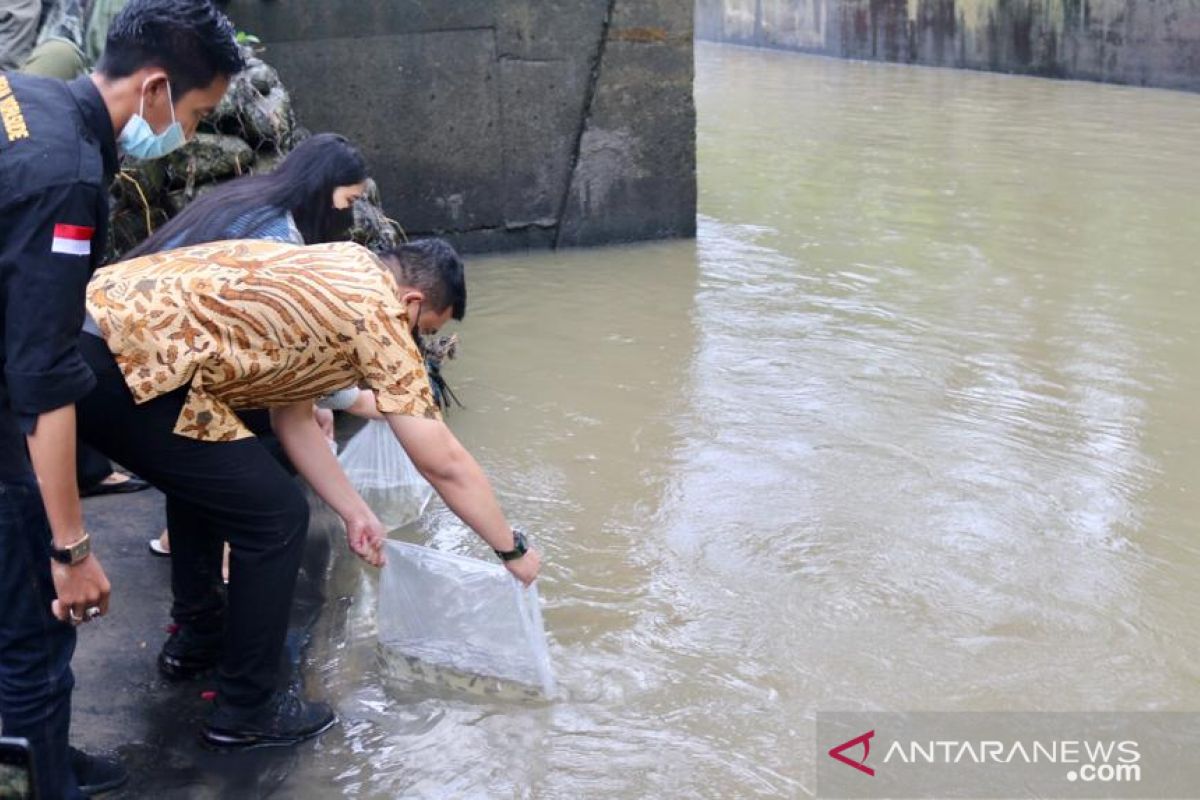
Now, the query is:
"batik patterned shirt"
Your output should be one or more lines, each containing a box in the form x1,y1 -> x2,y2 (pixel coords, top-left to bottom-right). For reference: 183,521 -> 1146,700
86,239 -> 440,441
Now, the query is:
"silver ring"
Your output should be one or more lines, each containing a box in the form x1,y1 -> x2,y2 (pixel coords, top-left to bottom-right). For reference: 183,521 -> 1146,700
67,609 -> 82,624
85,606 -> 102,621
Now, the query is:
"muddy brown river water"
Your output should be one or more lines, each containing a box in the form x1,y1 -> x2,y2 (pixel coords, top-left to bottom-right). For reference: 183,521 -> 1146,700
265,43 -> 1200,799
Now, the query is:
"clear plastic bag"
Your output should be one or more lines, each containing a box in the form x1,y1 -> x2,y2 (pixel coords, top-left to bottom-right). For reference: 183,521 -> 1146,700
338,420 -> 434,530
377,540 -> 555,698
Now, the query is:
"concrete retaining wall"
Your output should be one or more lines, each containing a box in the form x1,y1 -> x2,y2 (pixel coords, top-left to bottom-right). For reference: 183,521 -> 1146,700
695,0 -> 1200,93
221,1 -> 696,252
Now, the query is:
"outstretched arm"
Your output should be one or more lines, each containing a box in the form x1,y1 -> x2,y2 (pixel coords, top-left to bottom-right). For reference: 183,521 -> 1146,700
270,401 -> 386,567
385,413 -> 541,585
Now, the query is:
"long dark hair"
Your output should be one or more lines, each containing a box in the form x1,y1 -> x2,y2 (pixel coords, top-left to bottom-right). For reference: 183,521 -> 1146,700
127,133 -> 368,257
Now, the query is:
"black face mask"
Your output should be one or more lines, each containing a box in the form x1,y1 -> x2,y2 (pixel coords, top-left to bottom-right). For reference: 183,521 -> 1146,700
326,205 -> 356,240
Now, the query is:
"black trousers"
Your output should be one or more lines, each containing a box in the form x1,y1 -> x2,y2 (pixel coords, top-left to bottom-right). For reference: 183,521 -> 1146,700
76,441 -> 112,492
75,334 -> 308,709
0,476 -> 83,799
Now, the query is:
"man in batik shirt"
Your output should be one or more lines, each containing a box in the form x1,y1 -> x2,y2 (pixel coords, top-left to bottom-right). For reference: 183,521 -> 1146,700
78,237 -> 542,748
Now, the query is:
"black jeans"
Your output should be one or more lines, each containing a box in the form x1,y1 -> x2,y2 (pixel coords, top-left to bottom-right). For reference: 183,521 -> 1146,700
0,475 -> 84,799
75,334 -> 308,709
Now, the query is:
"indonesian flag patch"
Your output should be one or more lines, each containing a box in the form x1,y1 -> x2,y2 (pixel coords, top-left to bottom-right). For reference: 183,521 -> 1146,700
51,223 -> 93,256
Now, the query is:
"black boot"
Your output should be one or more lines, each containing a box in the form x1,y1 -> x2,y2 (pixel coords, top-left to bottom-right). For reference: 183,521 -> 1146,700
203,689 -> 337,750
69,747 -> 128,796
158,624 -> 223,680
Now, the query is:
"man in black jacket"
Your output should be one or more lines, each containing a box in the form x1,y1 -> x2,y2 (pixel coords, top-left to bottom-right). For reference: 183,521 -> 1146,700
0,2 -> 242,796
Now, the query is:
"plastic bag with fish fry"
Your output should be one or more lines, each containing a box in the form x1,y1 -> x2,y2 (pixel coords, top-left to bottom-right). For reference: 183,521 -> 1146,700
339,420 -> 434,530
378,540 -> 555,697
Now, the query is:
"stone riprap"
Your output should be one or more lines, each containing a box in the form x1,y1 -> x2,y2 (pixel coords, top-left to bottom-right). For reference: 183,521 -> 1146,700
220,0 -> 697,252
106,48 -> 403,261
696,0 -> 1200,92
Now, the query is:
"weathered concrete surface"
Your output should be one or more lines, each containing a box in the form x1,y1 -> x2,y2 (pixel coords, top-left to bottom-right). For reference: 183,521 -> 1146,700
69,482 -> 341,797
559,1 -> 698,246
220,1 -> 697,252
696,0 -> 1200,92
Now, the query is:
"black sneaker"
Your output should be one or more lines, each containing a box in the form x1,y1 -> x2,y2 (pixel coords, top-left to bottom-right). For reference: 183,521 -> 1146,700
158,624 -> 223,680
202,690 -> 337,750
69,747 -> 128,796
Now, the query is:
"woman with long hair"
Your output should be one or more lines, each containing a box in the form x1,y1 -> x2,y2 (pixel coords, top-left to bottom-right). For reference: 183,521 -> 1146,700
135,133 -> 375,568
127,131 -> 369,257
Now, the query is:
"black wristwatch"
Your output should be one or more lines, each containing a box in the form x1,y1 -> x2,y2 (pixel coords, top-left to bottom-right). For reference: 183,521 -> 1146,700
493,528 -> 528,562
50,532 -> 92,566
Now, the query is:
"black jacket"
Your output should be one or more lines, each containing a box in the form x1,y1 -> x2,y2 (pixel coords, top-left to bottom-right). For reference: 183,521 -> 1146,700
0,71 -> 118,479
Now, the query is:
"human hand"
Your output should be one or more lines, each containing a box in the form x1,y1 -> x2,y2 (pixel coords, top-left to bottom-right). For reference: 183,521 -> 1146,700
504,547 -> 541,587
50,554 -> 111,625
344,511 -> 386,567
314,407 -> 335,442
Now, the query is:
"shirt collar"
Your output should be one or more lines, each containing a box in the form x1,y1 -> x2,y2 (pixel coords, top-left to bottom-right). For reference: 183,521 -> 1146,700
67,76 -> 119,182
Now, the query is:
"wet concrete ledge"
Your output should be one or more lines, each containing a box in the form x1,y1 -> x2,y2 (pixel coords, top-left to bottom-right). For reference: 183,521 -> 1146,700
69,483 -> 339,798
696,0 -> 1200,93
219,0 -> 698,253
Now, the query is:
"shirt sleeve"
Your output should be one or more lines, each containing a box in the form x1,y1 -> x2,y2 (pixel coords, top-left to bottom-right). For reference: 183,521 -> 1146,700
3,182 -> 101,432
348,302 -> 441,422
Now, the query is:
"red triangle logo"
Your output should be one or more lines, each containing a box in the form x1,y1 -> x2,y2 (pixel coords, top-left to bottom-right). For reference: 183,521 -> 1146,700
828,729 -> 875,776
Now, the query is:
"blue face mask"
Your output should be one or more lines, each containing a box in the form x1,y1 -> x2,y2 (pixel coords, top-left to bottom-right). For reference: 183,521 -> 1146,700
117,80 -> 186,160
